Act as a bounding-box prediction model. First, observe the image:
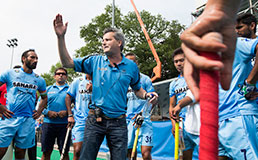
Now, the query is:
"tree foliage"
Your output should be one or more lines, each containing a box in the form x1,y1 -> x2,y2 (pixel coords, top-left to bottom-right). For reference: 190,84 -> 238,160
76,4 -> 185,81
42,5 -> 185,83
41,62 -> 81,86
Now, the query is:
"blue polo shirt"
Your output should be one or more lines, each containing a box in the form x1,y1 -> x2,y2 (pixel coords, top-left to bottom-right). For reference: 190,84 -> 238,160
67,76 -> 91,123
126,73 -> 155,119
0,68 -> 46,117
219,37 -> 258,121
42,83 -> 69,124
169,75 -> 188,119
73,54 -> 141,118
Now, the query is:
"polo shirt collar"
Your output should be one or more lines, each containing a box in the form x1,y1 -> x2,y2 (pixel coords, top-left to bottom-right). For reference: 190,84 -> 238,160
53,83 -> 69,88
104,53 -> 126,66
178,73 -> 183,78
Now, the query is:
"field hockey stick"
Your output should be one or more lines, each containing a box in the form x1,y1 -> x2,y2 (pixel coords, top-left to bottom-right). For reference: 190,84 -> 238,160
199,32 -> 222,160
131,126 -> 140,159
174,120 -> 179,160
60,127 -> 71,160
131,96 -> 153,159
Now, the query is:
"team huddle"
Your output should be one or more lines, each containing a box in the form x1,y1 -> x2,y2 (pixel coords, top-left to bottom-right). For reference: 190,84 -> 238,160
170,13 -> 258,160
0,1 -> 258,160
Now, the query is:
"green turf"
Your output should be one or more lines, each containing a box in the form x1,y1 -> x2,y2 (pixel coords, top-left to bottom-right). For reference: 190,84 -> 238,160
36,147 -> 106,160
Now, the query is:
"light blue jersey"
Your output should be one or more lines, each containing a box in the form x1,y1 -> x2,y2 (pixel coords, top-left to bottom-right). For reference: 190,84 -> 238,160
219,37 -> 258,121
126,73 -> 154,119
0,68 -> 46,117
73,54 -> 141,118
67,76 -> 91,123
169,75 -> 188,118
42,83 -> 69,124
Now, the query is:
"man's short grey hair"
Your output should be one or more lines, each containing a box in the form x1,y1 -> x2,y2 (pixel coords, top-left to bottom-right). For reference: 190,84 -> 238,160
103,27 -> 125,51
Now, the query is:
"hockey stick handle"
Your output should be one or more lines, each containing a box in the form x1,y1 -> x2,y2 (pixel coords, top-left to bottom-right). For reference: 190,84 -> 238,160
199,51 -> 220,160
60,127 -> 71,160
131,127 -> 140,159
174,121 -> 179,160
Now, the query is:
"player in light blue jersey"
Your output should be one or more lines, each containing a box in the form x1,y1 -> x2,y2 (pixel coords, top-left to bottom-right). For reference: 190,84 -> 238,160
125,53 -> 155,160
169,48 -> 192,159
65,74 -> 92,160
171,89 -> 200,160
218,36 -> 258,160
169,48 -> 188,120
0,49 -> 47,159
53,14 -> 158,160
235,13 -> 258,105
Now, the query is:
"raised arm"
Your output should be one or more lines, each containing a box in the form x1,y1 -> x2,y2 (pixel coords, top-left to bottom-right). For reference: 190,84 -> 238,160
53,14 -> 74,68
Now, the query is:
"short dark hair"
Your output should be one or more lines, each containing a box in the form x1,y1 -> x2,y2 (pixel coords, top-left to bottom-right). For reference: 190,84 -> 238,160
237,13 -> 257,33
125,52 -> 138,63
172,47 -> 184,59
21,49 -> 35,64
125,52 -> 136,57
103,27 -> 125,51
54,67 -> 67,75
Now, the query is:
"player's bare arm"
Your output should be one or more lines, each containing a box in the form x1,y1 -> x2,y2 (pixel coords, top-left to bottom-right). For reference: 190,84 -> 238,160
33,94 -> 47,119
134,87 -> 158,105
53,14 -> 74,68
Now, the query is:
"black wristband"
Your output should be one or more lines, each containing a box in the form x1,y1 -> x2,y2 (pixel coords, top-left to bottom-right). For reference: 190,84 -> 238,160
68,114 -> 73,117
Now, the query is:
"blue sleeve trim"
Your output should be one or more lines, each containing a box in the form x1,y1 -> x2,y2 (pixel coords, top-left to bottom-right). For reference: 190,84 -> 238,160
251,39 -> 258,56
67,92 -> 75,98
131,73 -> 141,90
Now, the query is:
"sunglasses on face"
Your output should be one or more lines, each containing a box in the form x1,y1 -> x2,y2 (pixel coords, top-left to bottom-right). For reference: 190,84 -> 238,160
55,72 -> 67,76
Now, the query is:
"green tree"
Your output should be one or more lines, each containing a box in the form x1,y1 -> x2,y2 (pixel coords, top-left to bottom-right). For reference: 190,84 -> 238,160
76,5 -> 123,57
121,11 -> 185,81
77,5 -> 185,81
41,62 -> 81,86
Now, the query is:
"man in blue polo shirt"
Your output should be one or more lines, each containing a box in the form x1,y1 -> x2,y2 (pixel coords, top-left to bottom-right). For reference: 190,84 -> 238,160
0,49 -> 47,159
40,67 -> 70,160
65,74 -> 92,160
53,14 -> 158,160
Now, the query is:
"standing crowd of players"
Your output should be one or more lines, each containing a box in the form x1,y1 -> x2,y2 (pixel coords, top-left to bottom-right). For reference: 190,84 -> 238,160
0,1 -> 257,159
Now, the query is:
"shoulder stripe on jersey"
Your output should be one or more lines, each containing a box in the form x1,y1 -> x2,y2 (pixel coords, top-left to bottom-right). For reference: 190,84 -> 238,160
81,54 -> 97,73
131,73 -> 140,89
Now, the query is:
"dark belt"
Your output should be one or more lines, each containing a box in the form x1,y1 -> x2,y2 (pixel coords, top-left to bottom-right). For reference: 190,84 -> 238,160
89,109 -> 125,119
